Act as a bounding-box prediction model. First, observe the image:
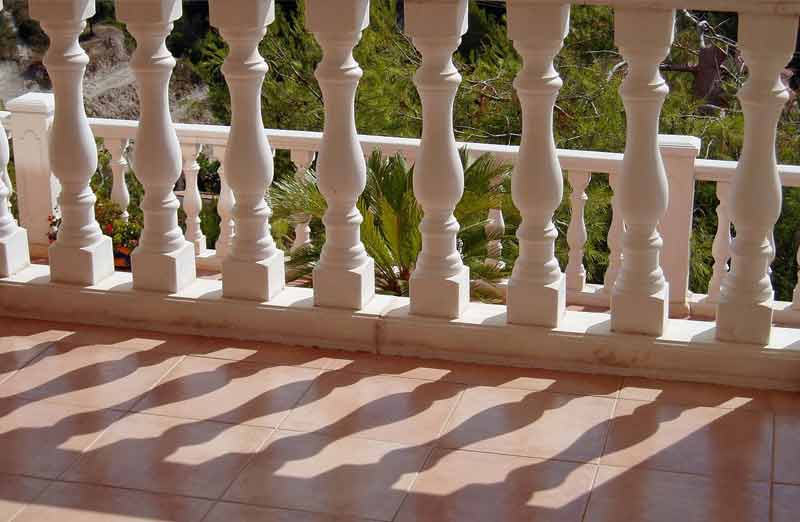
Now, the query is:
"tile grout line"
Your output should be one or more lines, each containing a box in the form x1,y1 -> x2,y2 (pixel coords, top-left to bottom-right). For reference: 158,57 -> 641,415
123,354 -> 188,414
769,412 -> 777,522
389,443 -> 439,522
580,381 -> 621,522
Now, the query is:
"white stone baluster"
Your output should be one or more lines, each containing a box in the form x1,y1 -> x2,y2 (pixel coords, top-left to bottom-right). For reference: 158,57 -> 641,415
0,53 -> 31,276
485,208 -> 505,269
506,2 -> 569,328
567,170 -> 591,291
180,143 -> 206,255
306,0 -> 375,310
707,180 -> 731,302
117,0 -> 196,293
610,8 -> 674,336
210,0 -> 285,301
406,0 -> 470,319
717,14 -> 797,344
290,149 -> 316,253
603,173 -> 624,294
214,145 -> 235,261
31,0 -> 114,285
107,139 -> 130,221
793,243 -> 800,310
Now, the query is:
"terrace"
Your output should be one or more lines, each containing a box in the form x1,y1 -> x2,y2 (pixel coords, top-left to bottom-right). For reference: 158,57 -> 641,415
0,0 -> 798,520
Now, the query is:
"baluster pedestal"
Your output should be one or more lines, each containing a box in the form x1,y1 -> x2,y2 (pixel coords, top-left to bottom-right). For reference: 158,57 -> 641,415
610,8 -> 674,336
506,2 -> 569,328
118,0 -> 196,293
716,14 -> 798,344
307,0 -> 375,310
31,0 -> 114,285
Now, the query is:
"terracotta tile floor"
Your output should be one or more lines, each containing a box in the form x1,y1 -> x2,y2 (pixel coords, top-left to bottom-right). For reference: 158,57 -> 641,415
0,317 -> 797,522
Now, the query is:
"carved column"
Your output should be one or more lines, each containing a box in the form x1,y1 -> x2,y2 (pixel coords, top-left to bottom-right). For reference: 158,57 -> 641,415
107,139 -> 130,221
31,0 -> 114,285
717,14 -> 798,344
306,0 -> 375,310
506,1 -> 569,327
117,0 -> 196,293
0,31 -> 30,276
213,145 -> 235,261
406,0 -> 470,319
290,149 -> 316,253
180,143 -> 206,255
610,8 -> 674,336
707,180 -> 731,302
566,170 -> 590,291
603,173 -> 624,294
210,0 -> 284,301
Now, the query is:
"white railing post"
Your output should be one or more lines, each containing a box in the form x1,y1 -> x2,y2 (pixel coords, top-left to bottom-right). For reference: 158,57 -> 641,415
30,0 -> 115,285
117,0 -> 196,293
5,94 -> 57,258
506,1 -> 569,328
290,149 -> 315,253
793,244 -> 800,310
717,13 -> 798,344
610,8 -> 674,336
485,208 -> 505,269
210,0 -> 285,302
406,0 -> 470,319
707,180 -> 732,302
603,173 -> 623,294
566,170 -> 590,291
180,143 -> 206,254
107,138 -> 130,221
306,0 -> 375,310
660,136 -> 701,317
213,145 -> 235,261
0,91 -> 30,276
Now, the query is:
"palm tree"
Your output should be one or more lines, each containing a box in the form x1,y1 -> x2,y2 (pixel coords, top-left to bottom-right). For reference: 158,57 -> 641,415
270,149 -> 515,300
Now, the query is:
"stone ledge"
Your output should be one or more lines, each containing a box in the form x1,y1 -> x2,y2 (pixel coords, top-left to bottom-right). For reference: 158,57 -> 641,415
2,264 -> 799,390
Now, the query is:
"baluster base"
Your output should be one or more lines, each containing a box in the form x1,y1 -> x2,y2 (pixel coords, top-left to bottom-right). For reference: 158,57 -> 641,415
223,252 -> 286,302
313,258 -> 375,310
0,227 -> 31,277
190,235 -> 208,257
507,274 -> 566,328
49,236 -> 114,286
132,241 -> 196,294
410,265 -> 470,320
611,284 -> 669,336
566,271 -> 586,293
716,299 -> 773,345
793,289 -> 800,311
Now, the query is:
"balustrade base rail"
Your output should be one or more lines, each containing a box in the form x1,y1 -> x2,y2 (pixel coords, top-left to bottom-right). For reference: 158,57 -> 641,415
2,263 -> 799,391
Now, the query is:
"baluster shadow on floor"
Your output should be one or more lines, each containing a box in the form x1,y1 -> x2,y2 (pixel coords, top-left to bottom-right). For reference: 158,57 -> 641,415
0,317 -> 795,521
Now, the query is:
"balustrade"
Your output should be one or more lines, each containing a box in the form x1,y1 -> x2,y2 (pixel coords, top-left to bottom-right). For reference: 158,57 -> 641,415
506,1 -> 569,328
306,0 -> 375,310
211,0 -> 285,302
214,145 -> 235,261
566,170 -> 590,291
117,0 -> 196,293
180,144 -> 206,255
31,0 -> 115,285
290,150 -> 316,253
707,180 -> 731,302
407,0 -> 470,319
716,14 -> 798,344
107,139 -> 131,222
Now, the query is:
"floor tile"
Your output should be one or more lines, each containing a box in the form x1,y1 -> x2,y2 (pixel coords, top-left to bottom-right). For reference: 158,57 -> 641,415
132,356 -> 319,427
0,318 -> 66,384
619,377 -> 771,411
775,415 -> 800,484
772,484 -> 800,522
0,344 -> 182,411
329,353 -> 622,397
584,466 -> 769,522
12,482 -> 212,521
63,412 -> 271,499
191,339 -> 350,369
394,448 -> 595,522
0,473 -> 50,521
0,399 -> 121,478
601,399 -> 772,481
205,502 -> 369,522
282,371 -> 464,444
439,386 -> 614,462
769,390 -> 800,416
224,430 -> 431,521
